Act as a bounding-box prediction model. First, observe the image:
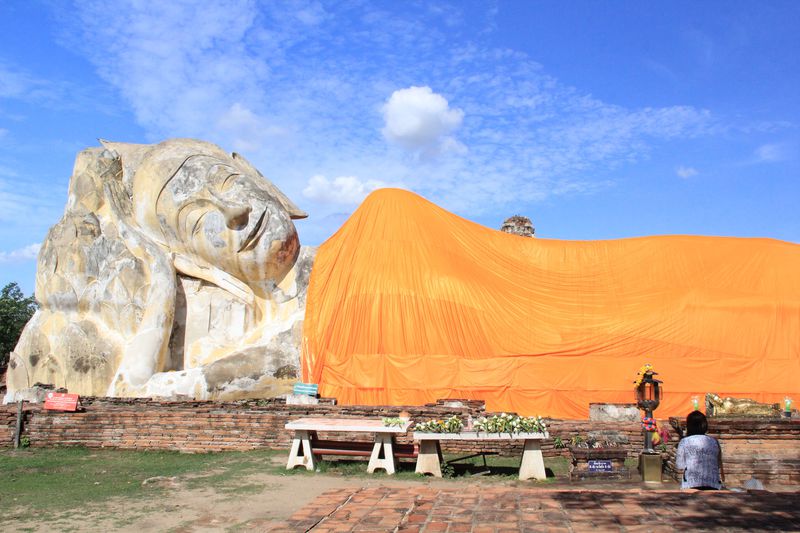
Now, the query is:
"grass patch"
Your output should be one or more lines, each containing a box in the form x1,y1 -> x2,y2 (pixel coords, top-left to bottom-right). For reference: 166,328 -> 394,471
1,445 -> 574,526
0,447 -> 283,523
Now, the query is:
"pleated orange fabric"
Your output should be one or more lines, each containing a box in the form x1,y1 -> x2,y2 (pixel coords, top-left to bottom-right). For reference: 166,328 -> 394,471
302,189 -> 800,418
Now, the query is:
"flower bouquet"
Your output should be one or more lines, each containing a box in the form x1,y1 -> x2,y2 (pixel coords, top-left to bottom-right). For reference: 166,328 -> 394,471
473,413 -> 547,434
414,415 -> 464,433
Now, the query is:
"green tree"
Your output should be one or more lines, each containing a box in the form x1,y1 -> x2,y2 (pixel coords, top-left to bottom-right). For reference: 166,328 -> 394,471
0,282 -> 37,370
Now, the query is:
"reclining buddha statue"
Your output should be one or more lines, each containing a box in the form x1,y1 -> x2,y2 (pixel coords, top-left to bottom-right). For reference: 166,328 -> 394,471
6,139 -> 314,400
705,393 -> 781,417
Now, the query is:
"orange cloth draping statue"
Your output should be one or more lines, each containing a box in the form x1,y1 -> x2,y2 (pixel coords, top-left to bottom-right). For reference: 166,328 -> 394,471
303,189 -> 800,418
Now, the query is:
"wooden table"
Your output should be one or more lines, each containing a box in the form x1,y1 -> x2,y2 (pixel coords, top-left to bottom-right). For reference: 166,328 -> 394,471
285,418 -> 413,474
413,431 -> 549,480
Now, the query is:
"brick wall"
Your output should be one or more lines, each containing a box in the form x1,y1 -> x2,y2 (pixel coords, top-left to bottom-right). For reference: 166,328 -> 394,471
1,397 -> 642,457
664,417 -> 800,487
1,404 -> 17,445
3,397 -> 798,487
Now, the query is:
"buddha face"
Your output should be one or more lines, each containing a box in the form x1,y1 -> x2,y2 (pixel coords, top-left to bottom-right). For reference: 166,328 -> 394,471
132,141 -> 300,285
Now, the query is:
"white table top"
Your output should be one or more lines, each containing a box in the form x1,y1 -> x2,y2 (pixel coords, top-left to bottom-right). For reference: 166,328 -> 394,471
413,431 -> 549,441
285,417 -> 412,433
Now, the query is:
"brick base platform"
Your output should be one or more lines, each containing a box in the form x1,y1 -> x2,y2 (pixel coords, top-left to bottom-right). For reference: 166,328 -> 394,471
273,486 -> 800,532
3,397 -> 798,487
1,397 -> 643,457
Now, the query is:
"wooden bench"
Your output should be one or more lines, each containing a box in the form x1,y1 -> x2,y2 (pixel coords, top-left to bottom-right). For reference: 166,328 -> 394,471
285,418 -> 413,474
310,439 -> 418,458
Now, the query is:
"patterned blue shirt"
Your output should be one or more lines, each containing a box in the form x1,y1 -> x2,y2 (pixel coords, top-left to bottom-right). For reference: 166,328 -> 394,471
676,434 -> 722,489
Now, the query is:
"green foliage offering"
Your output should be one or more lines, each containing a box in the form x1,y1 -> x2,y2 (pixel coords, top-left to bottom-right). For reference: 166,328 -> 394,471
441,462 -> 456,478
414,415 -> 463,433
473,413 -> 547,434
0,282 -> 37,369
381,417 -> 405,427
552,436 -> 565,449
567,435 -> 619,449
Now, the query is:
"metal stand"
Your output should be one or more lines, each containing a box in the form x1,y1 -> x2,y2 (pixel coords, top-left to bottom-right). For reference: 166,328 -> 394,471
13,401 -> 24,449
643,408 -> 654,452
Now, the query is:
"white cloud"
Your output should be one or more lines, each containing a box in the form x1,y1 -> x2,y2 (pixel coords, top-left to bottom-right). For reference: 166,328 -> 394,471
0,62 -> 42,99
62,0 -> 270,142
216,103 -> 286,152
303,175 -> 388,205
59,1 -> 727,241
755,143 -> 788,163
0,60 -> 105,112
0,243 -> 40,263
382,86 -> 464,154
0,62 -> 69,107
676,166 -> 698,178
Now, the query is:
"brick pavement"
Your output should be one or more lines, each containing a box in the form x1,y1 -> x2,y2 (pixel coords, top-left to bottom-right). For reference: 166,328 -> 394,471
269,486 -> 800,532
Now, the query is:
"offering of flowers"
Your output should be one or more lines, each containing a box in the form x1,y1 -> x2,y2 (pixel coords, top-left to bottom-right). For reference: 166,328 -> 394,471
641,416 -> 657,432
633,363 -> 655,387
640,416 -> 670,449
473,413 -> 547,434
565,435 -> 620,449
382,417 -> 406,427
414,415 -> 463,433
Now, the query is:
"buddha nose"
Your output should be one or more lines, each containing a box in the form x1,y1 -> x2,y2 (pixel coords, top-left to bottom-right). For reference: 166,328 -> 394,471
209,190 -> 251,230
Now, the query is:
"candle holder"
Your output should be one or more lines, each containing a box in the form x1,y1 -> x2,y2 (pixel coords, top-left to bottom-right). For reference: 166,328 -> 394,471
634,368 -> 662,452
634,364 -> 663,483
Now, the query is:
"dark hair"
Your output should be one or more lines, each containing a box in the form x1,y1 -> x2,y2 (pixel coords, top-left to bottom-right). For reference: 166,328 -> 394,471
686,410 -> 709,436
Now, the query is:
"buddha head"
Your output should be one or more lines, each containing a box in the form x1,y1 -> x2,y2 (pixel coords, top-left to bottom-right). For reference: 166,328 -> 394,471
126,139 -> 306,286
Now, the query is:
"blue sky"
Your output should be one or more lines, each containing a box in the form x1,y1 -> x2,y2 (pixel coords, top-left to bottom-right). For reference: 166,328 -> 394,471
1,0 -> 798,295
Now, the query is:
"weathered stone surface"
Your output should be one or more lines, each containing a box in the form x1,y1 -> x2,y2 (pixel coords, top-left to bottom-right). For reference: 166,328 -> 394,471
589,402 -> 640,422
587,430 -> 630,445
4,384 -> 57,404
285,393 -> 320,405
499,215 -> 534,237
5,139 -> 316,401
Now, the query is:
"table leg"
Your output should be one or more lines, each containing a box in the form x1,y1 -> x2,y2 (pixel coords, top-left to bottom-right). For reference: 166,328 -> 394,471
367,433 -> 397,474
286,430 -> 316,471
415,440 -> 443,477
519,439 -> 547,480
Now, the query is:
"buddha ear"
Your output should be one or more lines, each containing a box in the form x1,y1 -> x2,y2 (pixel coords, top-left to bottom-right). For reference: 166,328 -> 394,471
231,152 -> 308,219
99,139 -> 153,190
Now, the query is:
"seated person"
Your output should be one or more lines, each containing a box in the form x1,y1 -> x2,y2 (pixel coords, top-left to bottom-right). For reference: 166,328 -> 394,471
675,411 -> 725,490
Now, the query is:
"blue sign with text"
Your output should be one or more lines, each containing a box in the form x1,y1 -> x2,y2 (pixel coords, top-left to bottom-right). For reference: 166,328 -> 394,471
588,460 -> 613,472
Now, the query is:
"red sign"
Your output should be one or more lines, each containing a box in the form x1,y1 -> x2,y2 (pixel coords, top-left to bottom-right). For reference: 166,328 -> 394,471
44,392 -> 79,412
